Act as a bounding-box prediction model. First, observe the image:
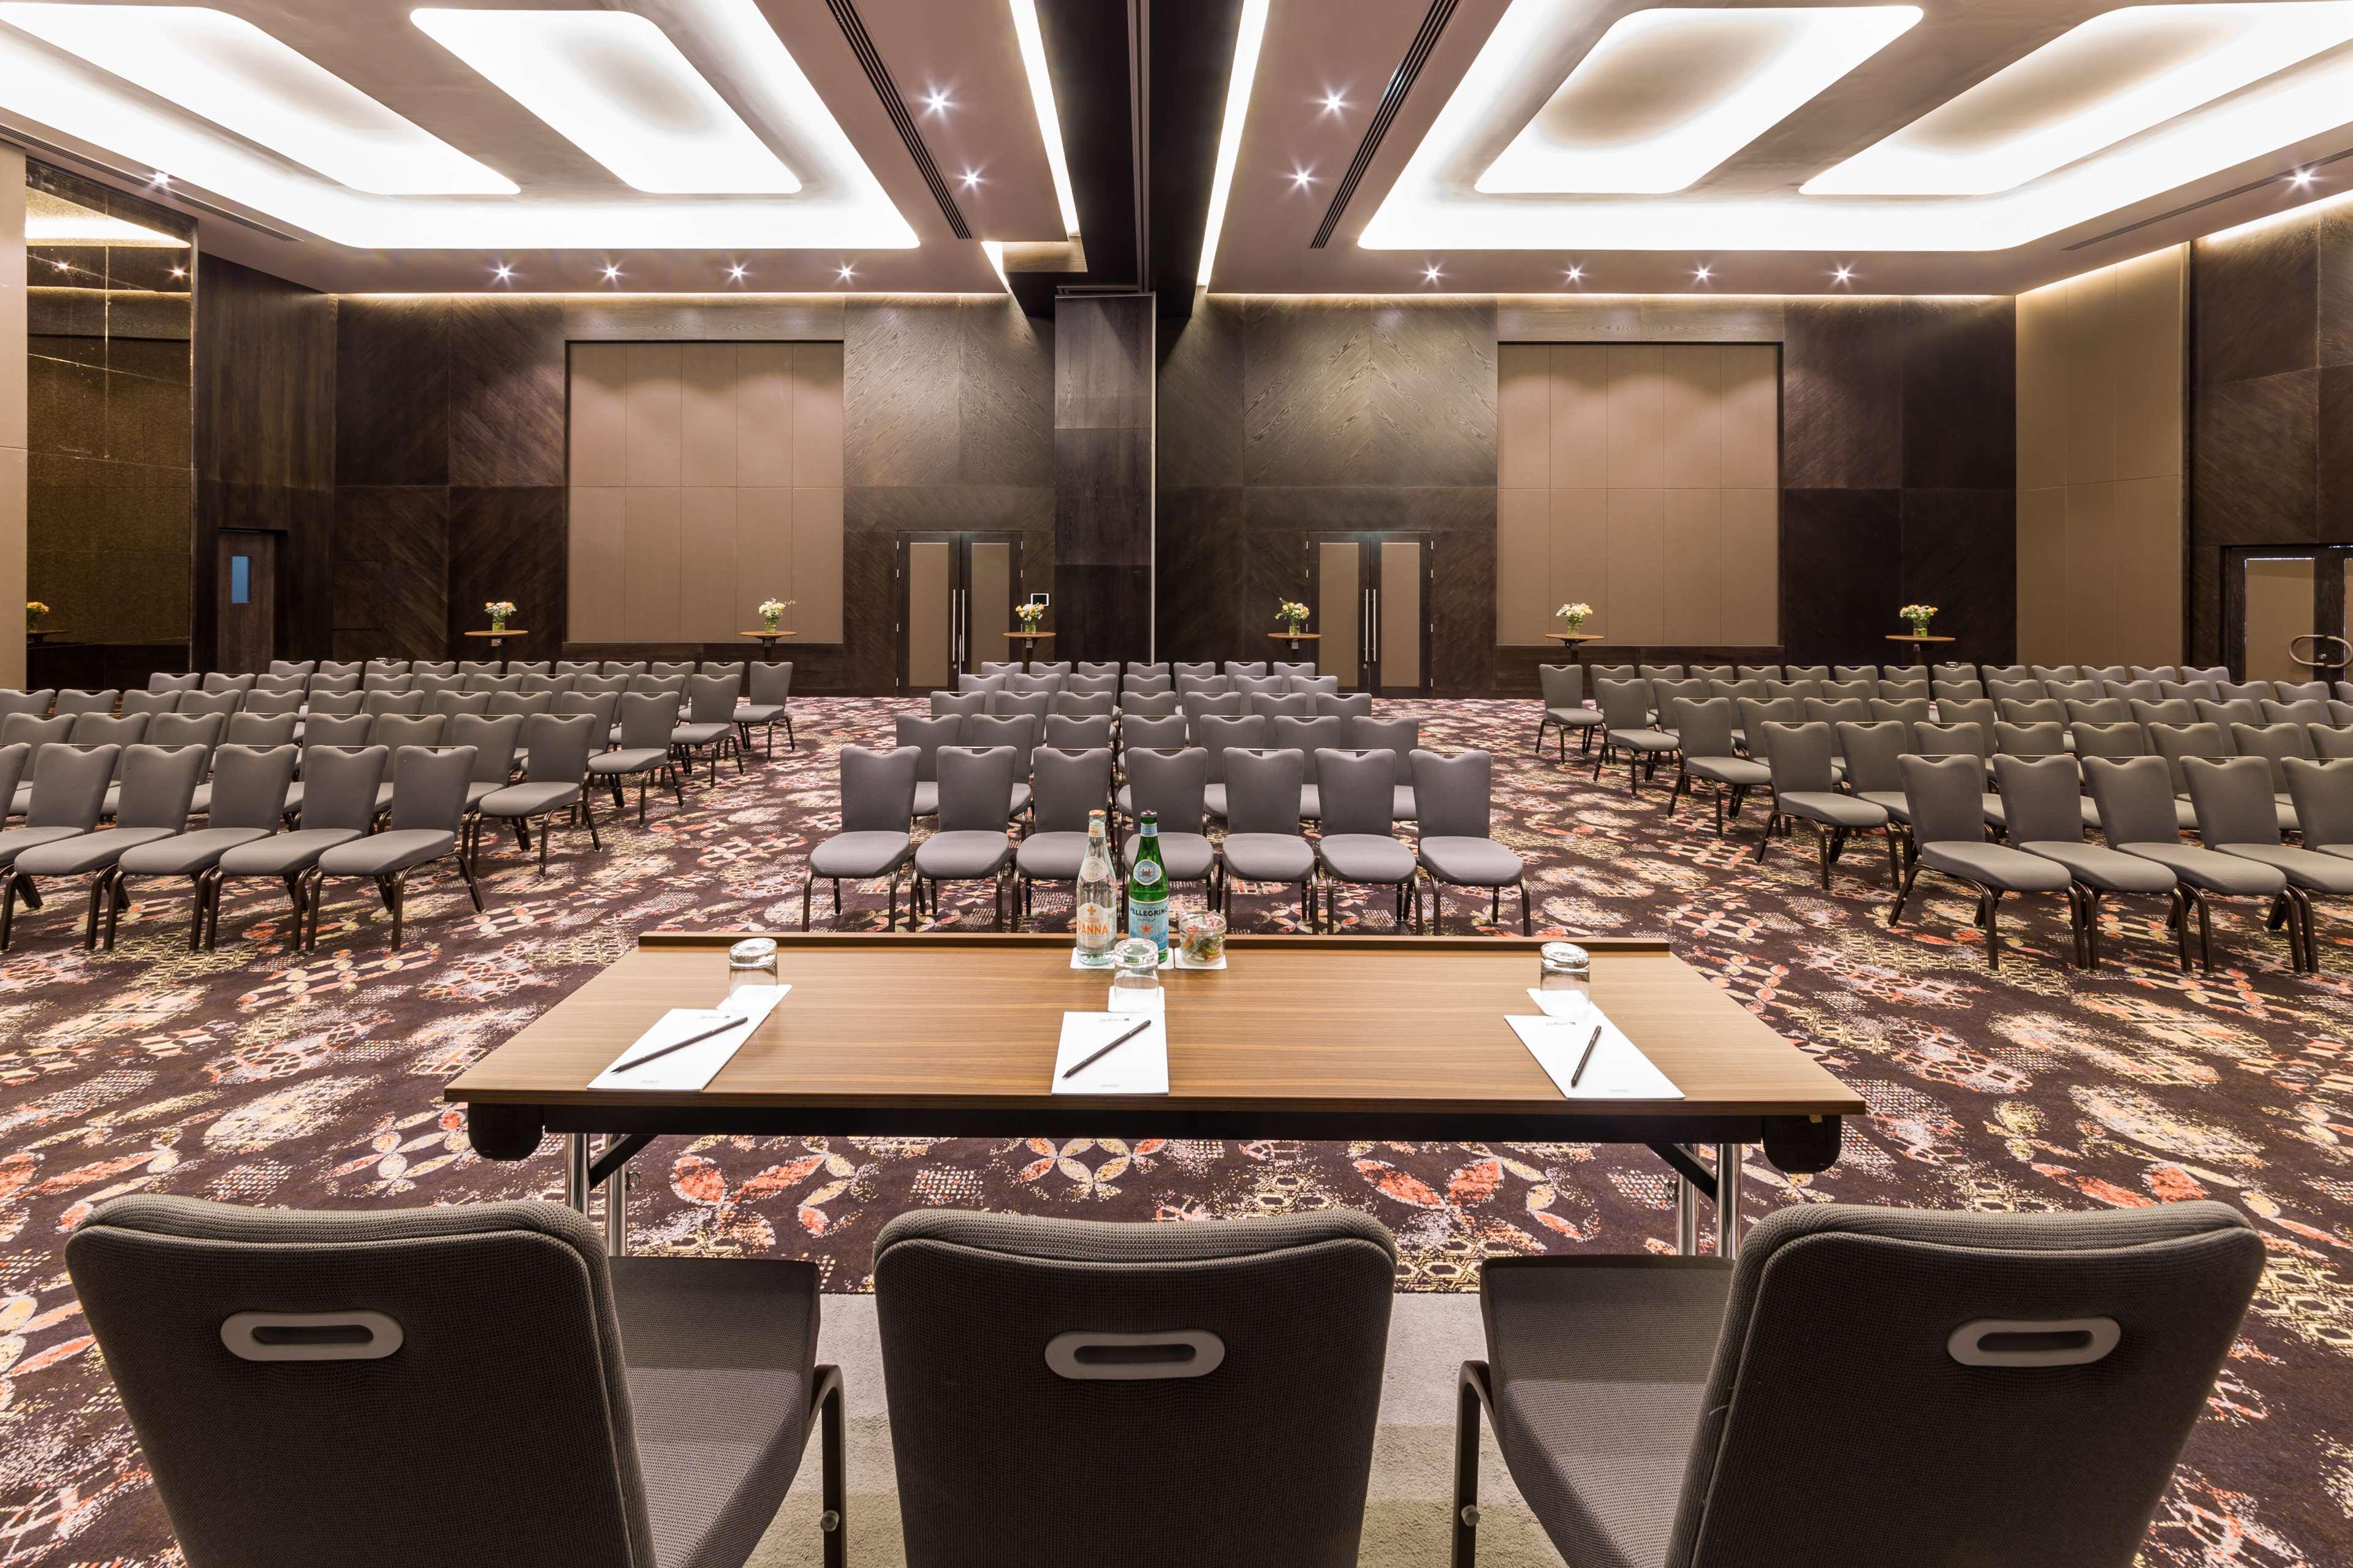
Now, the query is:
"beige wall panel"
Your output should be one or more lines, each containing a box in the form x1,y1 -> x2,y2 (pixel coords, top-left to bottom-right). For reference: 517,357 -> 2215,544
1379,539 -> 1423,689
792,343 -> 845,488
1549,487 -> 1610,638
1719,346 -> 1779,489
569,344 -> 630,487
2112,249 -> 2186,482
736,344 -> 796,488
791,488 -> 844,643
620,487 -> 683,642
1658,346 -> 1724,488
2063,483 -> 2121,665
567,485 -> 627,642
1497,344 -> 1552,488
1604,346 -> 1664,488
2013,286 -> 2066,493
1497,486 -> 1553,645
625,344 -> 683,486
2243,558 -> 2315,685
734,486 -> 794,635
1605,487 -> 1665,645
2014,488 -> 2068,667
677,486 -> 739,642
1719,488 -> 1779,646
1546,345 -> 1610,484
1659,488 -> 1722,643
905,540 -> 951,689
2060,268 -> 2118,486
0,447 -> 23,692
2113,474 -> 2183,666
677,343 -> 739,487
1318,542 -> 1361,688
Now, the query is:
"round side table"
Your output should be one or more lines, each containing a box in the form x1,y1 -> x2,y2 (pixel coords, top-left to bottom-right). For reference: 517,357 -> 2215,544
742,629 -> 797,662
1006,631 -> 1055,672
465,627 -> 526,656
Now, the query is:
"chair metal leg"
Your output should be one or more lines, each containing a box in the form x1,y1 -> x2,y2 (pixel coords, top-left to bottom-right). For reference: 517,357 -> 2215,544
2197,892 -> 2213,973
1714,1143 -> 1744,1257
1452,1362 -> 1489,1568
1887,858 -> 1920,926
81,874 -> 107,950
538,812 -> 552,873
1519,877 -> 1531,935
814,1364 -> 847,1568
1983,889 -> 2002,971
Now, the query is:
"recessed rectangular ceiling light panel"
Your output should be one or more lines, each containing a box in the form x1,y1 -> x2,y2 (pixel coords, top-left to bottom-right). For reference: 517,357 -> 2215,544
1809,2 -> 2353,195
1009,0 -> 1079,235
410,7 -> 800,195
1478,6 -> 1920,194
0,3 -> 514,194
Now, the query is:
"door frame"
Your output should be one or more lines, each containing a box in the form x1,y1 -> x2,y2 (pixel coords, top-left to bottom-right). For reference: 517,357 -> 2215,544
894,530 -> 1026,694
2221,544 -> 2353,683
1304,532 -> 1436,696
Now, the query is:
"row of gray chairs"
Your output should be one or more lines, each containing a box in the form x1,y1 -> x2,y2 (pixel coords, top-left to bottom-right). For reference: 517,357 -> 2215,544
64,1189 -> 2260,1568
1592,659 -> 2237,686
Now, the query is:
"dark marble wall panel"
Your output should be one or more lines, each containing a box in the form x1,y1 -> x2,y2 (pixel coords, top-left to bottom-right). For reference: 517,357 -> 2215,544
843,297 -> 964,487
449,298 -> 565,488
1901,298 -> 2015,490
2196,221 -> 2317,386
1782,300 -> 1904,490
1054,426 -> 1152,566
335,297 -> 449,487
2191,370 -> 2317,546
1900,489 -> 2016,665
956,299 -> 1053,487
1156,294 -> 1243,488
1055,295 -> 1153,431
332,487 -> 447,660
1431,513 -> 1497,694
1157,486 -> 1245,657
1779,488 -> 1902,666
1054,297 -> 1154,657
447,487 -> 566,662
1240,297 -> 1496,488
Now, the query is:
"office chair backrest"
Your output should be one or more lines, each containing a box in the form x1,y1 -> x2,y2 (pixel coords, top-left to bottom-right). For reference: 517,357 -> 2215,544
1665,1202 -> 2260,1568
1030,746 -> 1112,834
838,744 -> 919,832
296,746 -> 389,833
874,1209 -> 1396,1568
67,1196 -> 656,1568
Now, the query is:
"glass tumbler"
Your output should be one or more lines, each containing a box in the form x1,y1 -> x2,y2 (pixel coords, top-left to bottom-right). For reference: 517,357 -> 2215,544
1111,937 -> 1163,1002
1538,941 -> 1591,1023
727,937 -> 780,999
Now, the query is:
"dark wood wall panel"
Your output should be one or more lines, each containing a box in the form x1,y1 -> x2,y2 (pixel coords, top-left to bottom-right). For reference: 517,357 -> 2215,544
332,486 -> 446,661
446,487 -> 565,662
1052,295 -> 1153,662
449,298 -> 564,488
335,298 -> 447,487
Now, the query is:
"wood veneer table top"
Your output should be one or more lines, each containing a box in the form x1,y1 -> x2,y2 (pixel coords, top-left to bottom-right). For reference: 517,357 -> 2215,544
449,935 -> 1860,1153
1268,631 -> 1321,639
1544,632 -> 1602,642
464,629 -> 528,637
1885,634 -> 1955,643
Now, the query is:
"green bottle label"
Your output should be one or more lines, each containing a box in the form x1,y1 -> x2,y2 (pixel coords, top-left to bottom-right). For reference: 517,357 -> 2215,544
1128,810 -> 1169,953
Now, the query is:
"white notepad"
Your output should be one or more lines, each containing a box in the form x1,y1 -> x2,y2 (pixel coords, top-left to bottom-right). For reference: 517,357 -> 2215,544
1052,996 -> 1169,1094
1507,1007 -> 1682,1100
588,984 -> 789,1093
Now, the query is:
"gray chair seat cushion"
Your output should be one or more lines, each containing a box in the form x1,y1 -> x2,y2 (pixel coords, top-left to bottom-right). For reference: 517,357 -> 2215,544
673,723 -> 731,746
0,825 -> 89,865
218,828 -> 362,876
911,781 -> 938,817
1392,785 -> 1416,822
15,827 -> 178,877
2175,793 -> 2294,833
2125,843 -> 2289,896
1318,833 -> 1415,883
1203,782 -> 1228,819
118,827 -> 272,876
1686,756 -> 1769,787
1777,790 -> 1887,830
607,1254 -> 818,1568
1114,783 -> 1133,817
2220,843 -> 2353,893
2020,841 -> 2176,895
1483,1257 -> 1731,1568
809,830 -> 912,879
1015,830 -> 1089,881
589,748 -> 670,776
1221,831 -> 1316,882
479,781 -> 583,817
1981,793 -> 2095,829
316,830 -> 458,876
732,703 -> 784,722
1420,835 -> 1526,886
1546,706 -> 1603,727
1918,841 -> 2073,891
914,830 -> 1013,879
1125,831 -> 1214,881
1856,789 -> 1912,824
1606,727 -> 1678,752
463,781 -> 503,809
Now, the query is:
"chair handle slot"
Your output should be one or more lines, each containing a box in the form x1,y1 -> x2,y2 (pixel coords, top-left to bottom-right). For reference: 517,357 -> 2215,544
1947,1316 -> 2118,1367
1044,1329 -> 1225,1381
222,1311 -> 405,1362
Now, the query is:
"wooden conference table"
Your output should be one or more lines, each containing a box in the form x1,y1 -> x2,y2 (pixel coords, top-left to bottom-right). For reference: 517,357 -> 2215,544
449,932 -> 1862,1258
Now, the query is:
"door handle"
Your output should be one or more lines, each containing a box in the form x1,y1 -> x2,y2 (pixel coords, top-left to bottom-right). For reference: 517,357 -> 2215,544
2289,632 -> 2351,670
1370,588 -> 1380,662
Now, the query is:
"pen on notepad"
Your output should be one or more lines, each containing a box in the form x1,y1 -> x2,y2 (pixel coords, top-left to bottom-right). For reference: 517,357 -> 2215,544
1567,1023 -> 1604,1089
1061,1016 -> 1152,1080
612,1014 -> 751,1074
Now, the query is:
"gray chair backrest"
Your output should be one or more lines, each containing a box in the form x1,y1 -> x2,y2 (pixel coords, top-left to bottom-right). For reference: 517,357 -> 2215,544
2128,699 -> 2195,728
1078,661 -> 1122,678
1044,715 -> 1114,751
990,692 -> 1052,722
684,675 -> 736,724
2063,697 -> 2131,727
363,659 -> 411,676
2214,680 -> 2270,703
976,662 -> 1021,678
1064,674 -> 1118,697
1127,746 -> 1209,828
1735,664 -> 1781,681
1910,721 -> 1988,762
518,674 -> 572,697
72,714 -> 149,759
1216,748 -> 1304,836
1538,664 -> 1584,710
458,662 -> 504,678
151,712 -> 227,754
1589,664 -> 1636,683
1410,748 -> 1493,838
557,661 -> 602,677
1172,661 -> 1218,681
56,689 -> 119,716
450,714 -> 525,782
1868,697 -> 1931,726
1123,692 -> 1182,720
430,691 -> 494,720
2148,722 -> 2226,796
2069,721 -> 2145,760
1313,749 -> 1396,838
488,692 -> 554,719
2186,756 -> 2284,846
521,714 -> 596,784
1655,678 -> 1710,714
295,746 -> 389,833
4,713 -> 72,775
1801,698 -> 1872,737
1689,664 -> 1736,682
2229,721 -> 2310,792
895,714 -> 961,782
964,714 -> 1038,778
2275,679 -> 2329,703
1249,693 -> 1315,719
158,671 -> 212,690
317,661 -> 363,679
505,662 -> 553,678
1348,715 -> 1419,774
120,690 -> 176,717
205,745 -> 298,831
1594,679 -> 1651,729
935,745 -> 1017,833
303,714 -> 373,749
2157,680 -> 2214,701
1986,679 -> 2044,703
2130,664 -> 2175,682
1195,714 -> 1266,783
177,689 -> 243,718
1181,692 -> 1244,724
628,674 -> 686,697
1816,679 -> 1874,702
1123,715 -> 1188,752
614,694 -> 679,752
1032,661 -> 1073,677
115,744 -> 205,830
567,675 -> 626,698
1993,753 -> 2083,843
1638,663 -> 1687,680
370,714 -> 446,750
1760,722 -> 1836,795
308,691 -> 365,718
1316,692 -> 1373,721
1993,721 -> 2066,759
839,744 -> 919,833
2261,698 -> 2330,727
1998,697 -> 2066,727
1937,696 -> 1997,741
2043,679 -> 2100,703
1006,672 -> 1062,697
602,660 -> 648,677
1899,753 -> 1986,846
1669,697 -> 1738,760
0,689 -> 54,719
1221,661 -> 1269,678
363,691 -> 426,717
2284,757 -> 2353,851
0,742 -> 28,816
1030,746 -> 1113,834
1051,692 -> 1116,721
1291,675 -> 1344,699
649,662 -> 695,680
2314,724 -> 2353,759
66,1195 -> 659,1568
931,690 -> 987,721
959,672 -> 1008,694
468,675 -> 525,695
1833,664 -> 1879,681
1833,721 -> 1907,793
1707,679 -> 1764,703
25,743 -> 116,828
2029,664 -> 2080,682
555,692 -> 621,738
1885,665 -> 1929,683
308,673 -> 360,696
224,713 -> 299,748
1766,679 -> 1822,702
748,661 -> 794,706
1734,699 -> 1804,756
199,675 -> 254,697
1271,716 -> 1345,784
2104,680 -> 2161,702
1233,675 -> 1286,697
384,744 -> 476,833
240,691 -> 304,718
699,661 -> 745,687
362,673 -> 414,693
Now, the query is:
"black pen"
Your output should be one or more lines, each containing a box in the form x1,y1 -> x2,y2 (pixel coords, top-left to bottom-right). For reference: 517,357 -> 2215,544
612,1013 -> 752,1074
1062,1015 -> 1152,1080
1567,1023 -> 1605,1089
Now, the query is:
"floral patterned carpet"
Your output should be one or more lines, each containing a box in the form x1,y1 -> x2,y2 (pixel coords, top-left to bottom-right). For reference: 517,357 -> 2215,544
0,695 -> 2346,1564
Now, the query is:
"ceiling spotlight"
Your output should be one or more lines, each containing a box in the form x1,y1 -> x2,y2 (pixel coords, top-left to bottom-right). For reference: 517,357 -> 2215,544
837,263 -> 856,282
959,169 -> 983,189
2294,167 -> 2316,186
1833,264 -> 1852,283
168,265 -> 186,279
1290,166 -> 1315,189
1423,263 -> 1443,283
150,171 -> 170,186
1565,264 -> 1583,282
601,262 -> 622,281
493,262 -> 513,282
728,262 -> 747,281
1693,264 -> 1712,281
1320,89 -> 1347,115
922,88 -> 951,114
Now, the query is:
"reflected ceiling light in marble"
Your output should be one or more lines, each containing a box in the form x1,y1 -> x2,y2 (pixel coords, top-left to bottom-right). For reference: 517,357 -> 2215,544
1809,2 -> 2353,196
410,7 -> 798,194
1480,6 -> 1919,195
25,190 -> 186,246
0,3 -> 515,194
1009,0 -> 1079,235
1197,0 -> 1269,284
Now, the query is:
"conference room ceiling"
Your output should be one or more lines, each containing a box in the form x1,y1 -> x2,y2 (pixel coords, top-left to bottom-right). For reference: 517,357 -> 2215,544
9,0 -> 2353,298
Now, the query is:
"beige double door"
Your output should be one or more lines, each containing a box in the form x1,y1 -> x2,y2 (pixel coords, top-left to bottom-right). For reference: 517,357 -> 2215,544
1310,534 -> 1432,695
2232,547 -> 2353,686
898,532 -> 1025,692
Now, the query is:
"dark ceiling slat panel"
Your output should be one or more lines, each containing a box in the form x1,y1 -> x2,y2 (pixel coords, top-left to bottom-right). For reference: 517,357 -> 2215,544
824,0 -> 971,240
1147,0 -> 1247,317
1311,0 -> 1456,250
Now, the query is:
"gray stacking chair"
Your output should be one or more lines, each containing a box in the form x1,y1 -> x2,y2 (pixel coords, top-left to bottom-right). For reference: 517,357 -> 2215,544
1999,753 -> 2176,970
1666,697 -> 1767,833
517,673 -> 573,697
630,673 -> 688,700
803,744 -> 918,930
959,672 -> 1007,695
487,691 -> 553,719
1588,663 -> 1636,684
1637,662 -> 1686,681
1181,691 -> 1243,725
226,711 -> 300,752
2275,678 -> 2330,703
1122,691 -> 1180,720
875,1210 -> 1391,1568
503,661 -> 553,678
1990,722 -> 2097,827
2029,664 -> 2080,683
1816,678 -> 1874,702
70,1194 -> 844,1568
0,741 -> 105,891
0,689 -> 53,721
2104,679 -> 2161,702
12,743 -> 188,948
1735,662 -> 1781,681
2000,696 -> 2068,731
449,711 -> 526,820
1781,665 -> 1830,683
1593,678 -> 1677,793
1868,695 -> 1932,728
1044,714 -> 1113,751
476,713 -> 599,874
2285,756 -> 2353,861
1270,660 -> 1317,680
1063,674 -> 1117,699
1930,661 -> 1975,684
1078,660 -> 1122,678
555,660 -> 601,678
1248,692 -> 1315,719
214,746 -> 388,948
1173,661 -> 1218,683
1911,719 -> 1994,801
911,745 -> 1017,927
2185,755 -> 2352,974
1731,697 -> 1803,759
2159,678 -> 2215,701
458,661 -> 503,678
306,746 -> 482,950
1688,664 -> 1736,683
1014,746 -> 1115,925
2150,722 -> 2270,830
1217,748 -> 1316,928
1833,719 -> 1912,841
1232,673 -> 1287,700
198,675 -> 254,700
990,691 -> 1052,724
2314,724 -> 2353,759
1315,691 -> 1373,721
1803,696 -> 1872,740
736,661 -> 795,754
896,713 -> 961,820
468,673 -> 526,695
1987,678 -> 2044,703
2064,697 -> 2131,728
150,712 -> 225,812
0,742 -> 29,841
1350,714 -> 1420,822
363,659 -> 411,678
362,690 -> 426,717
930,690 -> 989,720
1765,678 -> 1820,702
1006,671 -> 1062,697
1832,664 -> 1879,681
1456,1202 -> 2260,1568
119,689 -> 175,718
648,661 -> 695,680
1411,749 -> 1529,934
302,714 -> 373,755
4,714 -> 72,816
2131,664 -> 2176,682
1051,692 -> 1116,722
112,744 -> 297,950
2130,697 -> 2196,728
671,675 -> 742,782
308,689 -> 365,718
2214,680 -> 2272,703
555,691 -> 622,752
602,659 -> 648,678
1196,713 -> 1266,822
316,660 -> 363,680
1755,722 -> 1893,888
1888,754 -> 2072,969
2230,720 -> 2314,807
1654,677 -> 1711,722
1272,714 -> 1345,820
964,713 -> 1038,820
2043,678 -> 2100,703
1313,748 -> 1416,930
1226,660 -> 1272,678
361,672 -> 414,693
1122,747 -> 1216,904
2085,755 -> 2290,976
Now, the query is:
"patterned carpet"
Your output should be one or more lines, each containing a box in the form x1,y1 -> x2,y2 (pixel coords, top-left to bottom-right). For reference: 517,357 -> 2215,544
0,695 -> 2346,1564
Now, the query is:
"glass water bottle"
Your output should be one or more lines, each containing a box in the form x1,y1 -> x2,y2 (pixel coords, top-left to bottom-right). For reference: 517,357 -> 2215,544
1074,809 -> 1117,966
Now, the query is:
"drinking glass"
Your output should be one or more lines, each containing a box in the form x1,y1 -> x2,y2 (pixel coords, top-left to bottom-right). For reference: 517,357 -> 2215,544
1538,941 -> 1591,1022
727,937 -> 780,999
1111,937 -> 1163,1001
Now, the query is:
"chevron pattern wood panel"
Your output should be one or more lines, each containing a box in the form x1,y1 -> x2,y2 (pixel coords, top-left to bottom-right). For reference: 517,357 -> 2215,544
336,297 -> 449,487
333,485 -> 447,660
450,297 -> 564,487
447,486 -> 565,662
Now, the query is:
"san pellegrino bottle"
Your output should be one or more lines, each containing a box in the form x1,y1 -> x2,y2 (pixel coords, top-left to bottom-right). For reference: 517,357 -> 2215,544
1127,809 -> 1170,956
1074,809 -> 1117,966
